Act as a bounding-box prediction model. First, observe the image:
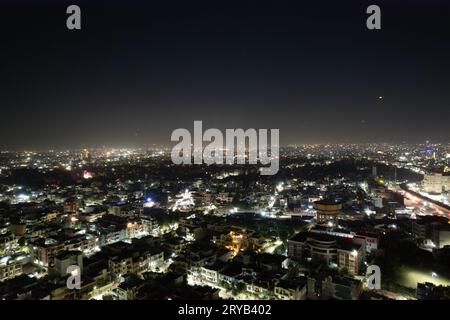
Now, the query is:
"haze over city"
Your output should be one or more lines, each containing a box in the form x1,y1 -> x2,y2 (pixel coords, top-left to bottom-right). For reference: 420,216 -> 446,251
2,0 -> 450,150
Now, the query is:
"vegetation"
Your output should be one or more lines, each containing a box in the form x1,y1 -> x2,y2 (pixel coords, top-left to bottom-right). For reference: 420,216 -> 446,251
375,231 -> 450,291
231,282 -> 246,296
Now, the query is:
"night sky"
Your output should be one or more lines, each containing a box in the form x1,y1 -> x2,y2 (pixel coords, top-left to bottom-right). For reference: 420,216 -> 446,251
1,0 -> 450,150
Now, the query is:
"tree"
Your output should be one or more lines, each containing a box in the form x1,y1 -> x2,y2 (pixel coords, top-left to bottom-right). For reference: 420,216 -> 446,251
232,282 -> 246,296
220,281 -> 231,291
340,267 -> 349,276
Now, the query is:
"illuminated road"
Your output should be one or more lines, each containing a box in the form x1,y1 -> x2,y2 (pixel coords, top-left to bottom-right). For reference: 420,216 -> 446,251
263,239 -> 283,254
399,184 -> 450,217
398,267 -> 450,289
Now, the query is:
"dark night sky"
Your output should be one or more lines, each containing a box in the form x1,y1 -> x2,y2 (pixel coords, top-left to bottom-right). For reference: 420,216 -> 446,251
1,0 -> 450,150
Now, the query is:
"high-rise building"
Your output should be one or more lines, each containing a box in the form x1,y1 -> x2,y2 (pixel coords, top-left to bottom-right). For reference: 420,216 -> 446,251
372,165 -> 378,178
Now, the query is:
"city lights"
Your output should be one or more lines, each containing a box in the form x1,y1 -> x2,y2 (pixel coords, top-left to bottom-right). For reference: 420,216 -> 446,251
0,0 -> 449,306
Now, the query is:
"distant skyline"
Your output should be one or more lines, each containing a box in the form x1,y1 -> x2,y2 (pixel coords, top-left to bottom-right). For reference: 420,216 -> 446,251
1,0 -> 450,150
2,141 -> 449,154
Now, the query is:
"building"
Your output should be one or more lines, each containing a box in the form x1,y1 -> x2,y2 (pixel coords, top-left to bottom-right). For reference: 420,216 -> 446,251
274,277 -> 307,300
29,235 -> 98,267
108,250 -> 164,278
353,231 -> 379,254
198,262 -> 225,285
30,238 -> 65,267
0,232 -> 18,252
115,274 -> 145,300
185,243 -> 217,269
314,200 -> 342,224
108,202 -> 133,217
103,240 -> 165,278
413,216 -> 450,248
51,250 -> 83,278
8,223 -> 27,237
337,245 -> 362,275
417,282 -> 450,300
0,257 -> 23,282
308,274 -> 363,300
125,218 -> 155,239
287,231 -> 364,275
422,173 -> 450,194
372,165 -> 378,178
64,198 -> 81,213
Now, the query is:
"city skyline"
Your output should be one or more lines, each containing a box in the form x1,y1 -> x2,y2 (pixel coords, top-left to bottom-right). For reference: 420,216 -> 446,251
0,142 -> 449,301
